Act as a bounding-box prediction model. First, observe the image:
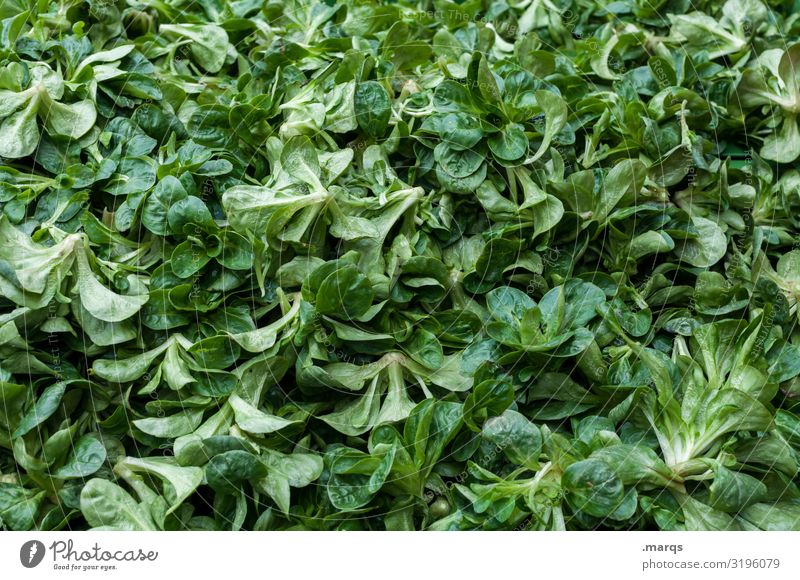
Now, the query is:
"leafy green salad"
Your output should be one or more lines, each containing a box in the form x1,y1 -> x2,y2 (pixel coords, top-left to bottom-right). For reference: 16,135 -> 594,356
1,0 -> 800,531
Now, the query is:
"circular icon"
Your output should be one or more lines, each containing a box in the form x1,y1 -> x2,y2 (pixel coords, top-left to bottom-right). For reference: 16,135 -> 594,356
20,540 -> 46,568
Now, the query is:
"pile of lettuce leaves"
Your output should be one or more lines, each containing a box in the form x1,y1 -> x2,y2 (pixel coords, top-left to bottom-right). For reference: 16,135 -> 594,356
2,0 -> 800,532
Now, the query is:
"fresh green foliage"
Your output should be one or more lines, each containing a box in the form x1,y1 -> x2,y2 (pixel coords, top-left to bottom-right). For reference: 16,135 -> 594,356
0,0 -> 799,532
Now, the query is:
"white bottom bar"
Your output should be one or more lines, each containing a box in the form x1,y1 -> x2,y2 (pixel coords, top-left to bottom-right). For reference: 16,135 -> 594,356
1,532 -> 797,579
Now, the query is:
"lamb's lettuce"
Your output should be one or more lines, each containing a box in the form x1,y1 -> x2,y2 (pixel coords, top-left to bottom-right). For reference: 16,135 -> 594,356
0,0 -> 798,533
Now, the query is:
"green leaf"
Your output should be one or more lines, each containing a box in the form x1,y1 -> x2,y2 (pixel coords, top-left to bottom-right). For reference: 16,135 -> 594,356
0,483 -> 44,530
524,91 -> 567,164
80,479 -> 157,531
355,81 -> 391,138
256,450 -> 323,513
563,458 -> 629,519
482,410 -> 541,469
167,196 -> 216,234
42,98 -> 96,139
160,24 -> 230,73
678,217 -> 727,268
75,249 -> 148,323
117,457 -> 203,515
280,136 -> 325,192
54,435 -> 107,479
0,95 -> 39,159
595,159 -> 647,224
315,264 -> 374,319
404,328 -> 444,369
708,463 -> 767,512
133,410 -> 204,439
320,375 -> 381,436
327,445 -> 396,511
142,177 -> 188,235
205,450 -> 267,494
488,123 -> 528,162
92,341 -> 172,383
229,394 -> 299,434
13,382 -> 67,438
740,502 -> 800,531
